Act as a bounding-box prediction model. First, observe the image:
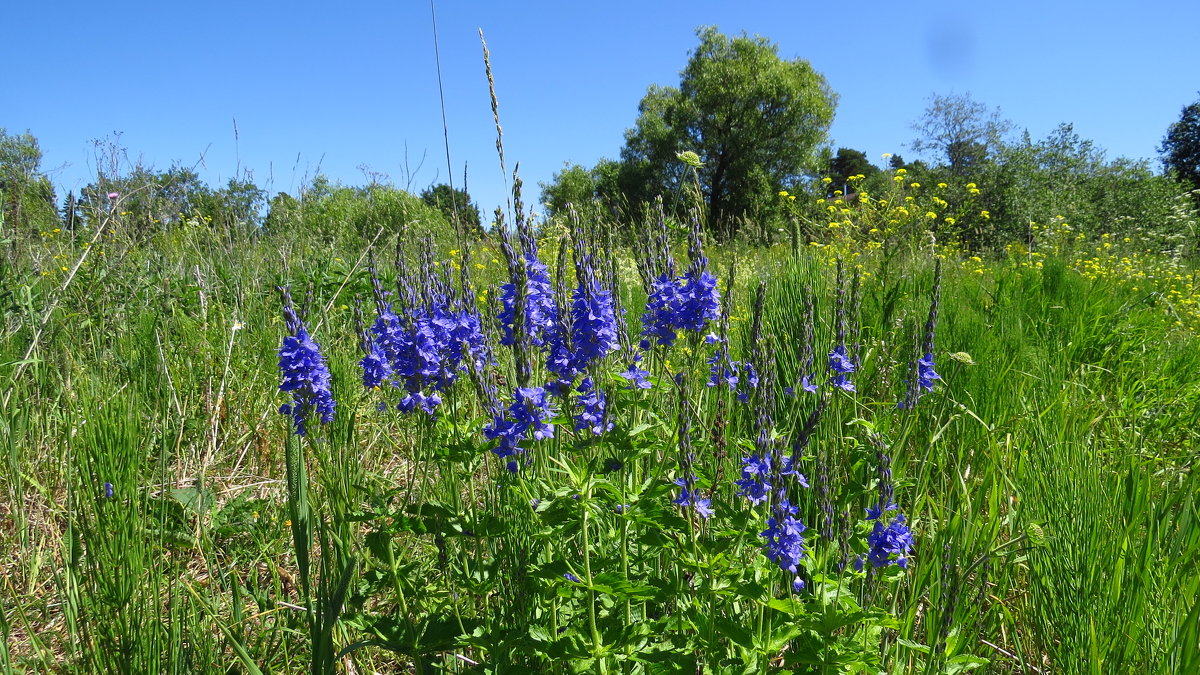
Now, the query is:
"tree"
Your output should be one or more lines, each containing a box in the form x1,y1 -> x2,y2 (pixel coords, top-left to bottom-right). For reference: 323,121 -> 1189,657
619,26 -> 837,238
1160,95 -> 1200,195
540,164 -> 596,219
420,184 -> 482,236
825,148 -> 879,194
910,93 -> 1012,175
0,129 -> 59,232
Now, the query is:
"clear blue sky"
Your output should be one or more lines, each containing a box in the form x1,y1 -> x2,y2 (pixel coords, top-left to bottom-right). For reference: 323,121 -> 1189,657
5,1 -> 1199,219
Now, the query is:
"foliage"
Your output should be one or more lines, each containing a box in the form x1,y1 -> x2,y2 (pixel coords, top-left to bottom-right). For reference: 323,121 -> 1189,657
1160,95 -> 1200,196
272,177 -> 454,244
0,128 -> 59,234
909,93 -> 1013,176
824,148 -> 880,195
420,183 -> 483,237
977,124 -> 1199,252
618,26 -> 837,239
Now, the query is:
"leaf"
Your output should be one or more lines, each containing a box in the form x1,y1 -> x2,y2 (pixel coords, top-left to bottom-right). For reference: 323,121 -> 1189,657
945,654 -> 990,674
170,486 -> 216,517
896,637 -> 931,654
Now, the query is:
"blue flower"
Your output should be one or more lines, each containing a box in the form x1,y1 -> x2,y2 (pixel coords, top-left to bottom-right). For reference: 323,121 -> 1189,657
359,339 -> 391,389
828,345 -> 856,393
620,364 -> 653,390
570,280 -> 619,368
278,316 -> 335,437
801,374 -> 818,393
867,513 -> 915,569
735,454 -> 774,505
574,377 -> 612,435
103,482 -> 114,499
563,572 -> 581,583
918,352 -> 940,391
642,272 -> 683,347
499,256 -> 557,348
761,505 -> 808,574
672,478 -> 713,518
676,270 -> 721,333
484,385 -> 556,470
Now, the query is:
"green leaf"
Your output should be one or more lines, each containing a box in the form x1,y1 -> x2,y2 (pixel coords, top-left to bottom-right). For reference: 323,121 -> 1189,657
170,486 -> 216,516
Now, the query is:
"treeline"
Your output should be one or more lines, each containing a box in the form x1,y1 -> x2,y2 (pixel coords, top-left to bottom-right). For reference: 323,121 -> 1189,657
0,129 -> 482,245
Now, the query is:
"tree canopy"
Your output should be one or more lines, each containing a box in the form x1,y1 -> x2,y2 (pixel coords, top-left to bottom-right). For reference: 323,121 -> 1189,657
618,26 -> 837,238
910,93 -> 1012,176
1160,95 -> 1200,196
420,183 -> 482,236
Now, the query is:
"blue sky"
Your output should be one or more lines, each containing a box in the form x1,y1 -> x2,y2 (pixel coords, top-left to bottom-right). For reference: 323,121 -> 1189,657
5,1 -> 1199,219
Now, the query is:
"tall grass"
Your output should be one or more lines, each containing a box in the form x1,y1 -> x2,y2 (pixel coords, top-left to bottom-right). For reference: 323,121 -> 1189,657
1,194 -> 1197,673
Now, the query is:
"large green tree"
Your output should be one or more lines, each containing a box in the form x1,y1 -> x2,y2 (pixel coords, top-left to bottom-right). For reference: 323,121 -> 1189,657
620,27 -> 837,238
1160,95 -> 1200,196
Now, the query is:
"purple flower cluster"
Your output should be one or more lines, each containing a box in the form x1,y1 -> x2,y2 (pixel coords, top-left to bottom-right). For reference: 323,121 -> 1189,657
574,377 -> 611,435
278,292 -> 335,436
483,386 -> 556,472
569,280 -> 620,369
828,345 -> 856,393
918,353 -> 940,392
671,477 -> 713,518
900,262 -> 942,410
640,269 -> 721,349
866,510 -> 915,569
735,451 -> 808,506
862,444 -> 914,569
500,255 -> 557,348
363,300 -> 487,415
620,361 -> 652,390
761,501 -> 808,575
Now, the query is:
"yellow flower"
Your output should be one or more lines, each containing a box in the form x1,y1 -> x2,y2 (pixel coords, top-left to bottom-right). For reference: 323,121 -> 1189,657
925,212 -> 937,219
778,190 -> 789,197
966,183 -> 977,189
937,183 -> 947,189
474,263 -> 485,270
822,177 -> 833,184
882,153 -> 892,159
969,188 -> 981,195
788,195 -> 795,201
896,168 -> 908,175
910,182 -> 921,189
945,217 -> 956,225
980,210 -> 990,219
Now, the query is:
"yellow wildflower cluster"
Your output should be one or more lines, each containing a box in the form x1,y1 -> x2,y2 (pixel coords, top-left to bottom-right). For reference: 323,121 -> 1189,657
1006,221 -> 1200,332
782,171 -> 988,270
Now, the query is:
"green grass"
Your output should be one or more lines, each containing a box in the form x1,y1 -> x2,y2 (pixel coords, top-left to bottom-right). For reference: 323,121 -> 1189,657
1,210 -> 1198,673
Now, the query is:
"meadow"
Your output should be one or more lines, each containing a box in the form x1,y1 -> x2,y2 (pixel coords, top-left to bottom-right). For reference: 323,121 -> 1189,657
1,168 -> 1199,675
